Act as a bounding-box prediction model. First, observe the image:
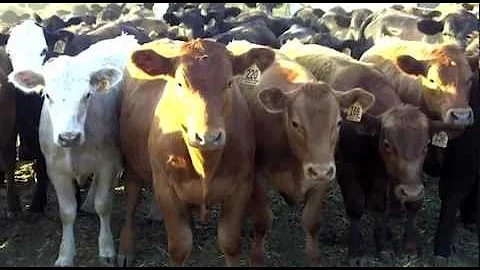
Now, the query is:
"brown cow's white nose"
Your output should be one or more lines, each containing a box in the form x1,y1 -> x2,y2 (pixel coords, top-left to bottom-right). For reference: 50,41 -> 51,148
190,129 -> 226,149
394,184 -> 425,202
303,162 -> 336,181
58,132 -> 81,147
446,108 -> 474,125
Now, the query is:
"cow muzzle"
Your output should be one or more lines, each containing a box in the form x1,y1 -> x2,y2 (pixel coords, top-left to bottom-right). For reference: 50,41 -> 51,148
188,128 -> 226,150
58,132 -> 81,147
445,108 -> 474,125
394,183 -> 425,202
303,162 -> 336,182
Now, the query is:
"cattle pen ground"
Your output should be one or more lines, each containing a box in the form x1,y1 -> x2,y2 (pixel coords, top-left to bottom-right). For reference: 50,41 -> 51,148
0,161 -> 477,267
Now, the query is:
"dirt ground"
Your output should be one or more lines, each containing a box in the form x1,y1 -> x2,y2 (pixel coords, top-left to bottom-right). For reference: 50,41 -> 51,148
0,161 -> 478,267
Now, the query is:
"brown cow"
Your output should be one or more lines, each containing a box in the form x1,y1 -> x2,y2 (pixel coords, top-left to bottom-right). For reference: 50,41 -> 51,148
117,38 -> 275,267
279,40 -> 465,265
227,40 -> 376,266
359,37 -> 475,126
0,47 -> 18,217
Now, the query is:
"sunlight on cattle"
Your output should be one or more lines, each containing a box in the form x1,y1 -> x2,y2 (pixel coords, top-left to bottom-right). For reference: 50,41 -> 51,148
0,241 -> 8,250
127,38 -> 184,80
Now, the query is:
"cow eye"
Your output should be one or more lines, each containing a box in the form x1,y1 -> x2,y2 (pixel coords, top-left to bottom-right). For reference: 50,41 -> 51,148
227,80 -> 233,89
177,82 -> 183,88
383,139 -> 391,149
44,92 -> 52,102
291,120 -> 299,129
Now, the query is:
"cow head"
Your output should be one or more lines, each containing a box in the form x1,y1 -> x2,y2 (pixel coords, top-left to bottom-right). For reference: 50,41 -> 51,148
258,83 -> 375,182
396,45 -> 475,125
5,20 -> 48,72
131,39 -> 275,150
8,56 -> 124,147
361,105 -> 466,203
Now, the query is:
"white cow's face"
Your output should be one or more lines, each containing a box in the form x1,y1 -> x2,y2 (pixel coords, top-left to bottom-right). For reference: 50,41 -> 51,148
6,20 -> 48,72
8,56 -> 124,147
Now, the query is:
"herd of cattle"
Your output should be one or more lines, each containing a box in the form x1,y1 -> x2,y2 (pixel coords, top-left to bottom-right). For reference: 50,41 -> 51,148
0,2 -> 478,267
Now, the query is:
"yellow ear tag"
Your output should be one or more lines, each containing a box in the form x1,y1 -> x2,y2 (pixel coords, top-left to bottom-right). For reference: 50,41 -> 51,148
431,131 -> 448,148
346,101 -> 363,122
97,79 -> 110,92
241,64 -> 261,86
53,40 -> 66,54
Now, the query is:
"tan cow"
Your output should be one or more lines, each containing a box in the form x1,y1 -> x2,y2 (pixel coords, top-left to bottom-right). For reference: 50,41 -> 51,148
360,37 -> 476,126
279,40 -> 466,264
117,38 -> 275,267
227,40 -> 376,266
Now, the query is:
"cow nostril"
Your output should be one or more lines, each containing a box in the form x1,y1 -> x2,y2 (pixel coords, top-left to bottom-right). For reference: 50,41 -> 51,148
195,133 -> 203,143
307,167 -> 318,178
326,166 -> 335,179
214,131 -> 222,142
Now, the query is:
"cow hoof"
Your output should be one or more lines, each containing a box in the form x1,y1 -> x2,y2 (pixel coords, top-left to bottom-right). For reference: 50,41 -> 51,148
347,256 -> 366,267
117,253 -> 135,267
26,203 -> 45,213
6,210 -> 22,220
249,253 -> 266,267
433,255 -> 451,267
377,250 -> 394,261
99,256 -> 116,267
54,257 -> 73,267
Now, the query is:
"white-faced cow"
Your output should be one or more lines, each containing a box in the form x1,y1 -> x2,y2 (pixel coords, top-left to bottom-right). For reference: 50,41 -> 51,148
8,34 -> 140,266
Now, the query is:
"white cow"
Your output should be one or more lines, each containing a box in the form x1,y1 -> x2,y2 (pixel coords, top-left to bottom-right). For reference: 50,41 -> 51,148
5,19 -> 47,72
8,34 -> 140,267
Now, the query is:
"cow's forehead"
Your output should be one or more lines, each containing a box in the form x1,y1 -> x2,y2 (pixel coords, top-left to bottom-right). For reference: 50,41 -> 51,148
42,56 -> 91,97
7,20 -> 46,54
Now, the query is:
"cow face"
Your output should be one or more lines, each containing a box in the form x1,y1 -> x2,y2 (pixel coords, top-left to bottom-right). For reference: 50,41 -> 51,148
258,83 -> 375,182
8,56 -> 124,147
5,20 -> 48,72
396,45 -> 474,125
131,39 -> 275,150
376,106 -> 430,202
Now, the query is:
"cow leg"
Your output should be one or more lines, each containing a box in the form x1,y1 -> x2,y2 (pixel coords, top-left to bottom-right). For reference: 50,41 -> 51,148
3,136 -> 21,216
218,179 -> 252,266
434,191 -> 469,258
459,180 -> 478,229
155,189 -> 192,266
118,170 -> 142,267
369,177 -> 391,259
302,182 -> 330,266
403,200 -> 422,258
94,165 -> 118,266
50,171 -> 77,267
337,162 -> 366,266
29,154 -> 49,213
248,179 -> 272,267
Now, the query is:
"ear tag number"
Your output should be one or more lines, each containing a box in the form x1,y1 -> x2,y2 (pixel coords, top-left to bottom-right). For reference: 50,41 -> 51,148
346,101 -> 363,122
242,64 -> 261,85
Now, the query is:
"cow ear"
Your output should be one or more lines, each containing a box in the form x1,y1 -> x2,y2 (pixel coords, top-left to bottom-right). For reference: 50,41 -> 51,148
90,66 -> 124,92
417,19 -> 444,35
232,47 -> 275,75
333,87 -> 376,112
8,70 -> 45,94
397,55 -> 429,76
131,49 -> 178,77
257,87 -> 288,114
